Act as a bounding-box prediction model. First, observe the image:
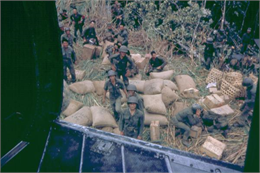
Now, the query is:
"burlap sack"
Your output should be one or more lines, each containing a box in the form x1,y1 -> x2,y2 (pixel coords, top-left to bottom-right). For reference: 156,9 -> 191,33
91,106 -> 118,128
144,79 -> 164,95
163,80 -> 179,91
113,128 -> 121,135
129,74 -> 142,80
150,70 -> 174,80
106,90 -> 127,103
102,55 -> 111,65
93,80 -> 105,96
143,94 -> 167,115
161,87 -> 180,106
129,80 -> 145,93
62,99 -> 84,117
101,127 -> 114,133
69,80 -> 96,94
144,110 -> 169,126
172,102 -> 187,117
174,75 -> 196,92
63,106 -> 92,126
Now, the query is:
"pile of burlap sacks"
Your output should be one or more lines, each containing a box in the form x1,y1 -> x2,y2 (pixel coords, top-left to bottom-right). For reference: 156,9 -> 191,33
63,39 -> 204,133
63,68 -> 202,134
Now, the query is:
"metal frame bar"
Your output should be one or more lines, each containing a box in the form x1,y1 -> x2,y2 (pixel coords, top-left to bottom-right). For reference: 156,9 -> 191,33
37,127 -> 52,173
1,141 -> 29,167
79,134 -> 86,173
121,145 -> 126,173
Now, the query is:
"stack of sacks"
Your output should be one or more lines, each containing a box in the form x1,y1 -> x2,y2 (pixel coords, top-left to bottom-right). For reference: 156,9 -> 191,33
139,79 -> 168,126
63,105 -> 120,135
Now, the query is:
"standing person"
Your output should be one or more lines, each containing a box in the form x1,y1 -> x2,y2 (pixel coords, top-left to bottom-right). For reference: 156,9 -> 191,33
170,104 -> 203,147
203,37 -> 215,70
126,84 -> 144,113
119,96 -> 144,139
61,27 -> 76,48
114,24 -> 128,46
234,77 -> 256,127
145,51 -> 167,75
103,70 -> 128,121
82,20 -> 99,46
114,4 -> 124,28
62,39 -> 77,83
241,28 -> 252,54
111,0 -> 120,22
110,46 -> 135,87
70,8 -> 84,39
214,29 -> 226,57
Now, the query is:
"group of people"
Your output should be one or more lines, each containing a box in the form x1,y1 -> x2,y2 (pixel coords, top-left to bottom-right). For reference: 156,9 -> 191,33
103,70 -> 144,139
203,27 -> 259,76
59,2 -> 257,145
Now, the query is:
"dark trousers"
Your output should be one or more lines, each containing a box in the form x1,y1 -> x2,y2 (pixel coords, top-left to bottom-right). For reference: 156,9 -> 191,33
110,97 -> 122,121
63,58 -> 76,82
115,18 -> 123,28
241,44 -> 248,54
74,25 -> 82,38
117,70 -> 129,86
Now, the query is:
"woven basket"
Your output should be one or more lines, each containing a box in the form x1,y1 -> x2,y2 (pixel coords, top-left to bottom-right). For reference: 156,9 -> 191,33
220,79 -> 241,99
224,72 -> 243,87
206,68 -> 224,84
